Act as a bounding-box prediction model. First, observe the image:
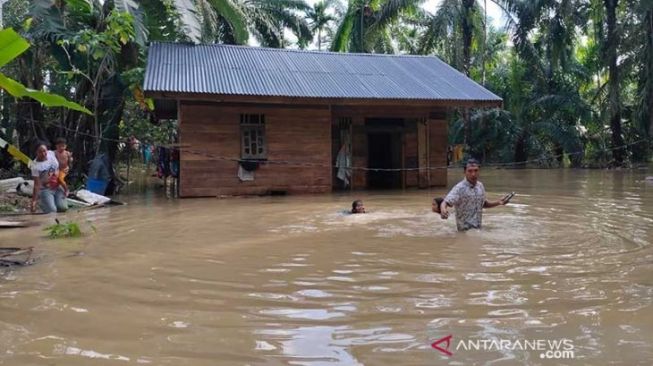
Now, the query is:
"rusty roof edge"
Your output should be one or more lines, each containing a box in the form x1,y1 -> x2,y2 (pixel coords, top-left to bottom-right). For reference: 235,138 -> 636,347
144,90 -> 503,107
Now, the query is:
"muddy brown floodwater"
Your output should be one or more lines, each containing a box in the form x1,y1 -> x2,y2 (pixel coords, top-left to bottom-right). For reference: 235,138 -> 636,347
1,168 -> 652,365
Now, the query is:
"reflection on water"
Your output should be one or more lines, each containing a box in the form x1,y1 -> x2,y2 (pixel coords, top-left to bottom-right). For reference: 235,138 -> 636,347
1,168 -> 652,365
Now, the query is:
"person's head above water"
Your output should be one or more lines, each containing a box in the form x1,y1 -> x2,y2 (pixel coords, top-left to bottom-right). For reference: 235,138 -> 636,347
351,200 -> 365,214
463,158 -> 481,185
432,197 -> 444,213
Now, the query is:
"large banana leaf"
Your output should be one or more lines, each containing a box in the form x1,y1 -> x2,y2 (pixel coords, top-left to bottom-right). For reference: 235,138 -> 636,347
0,28 -> 29,67
0,74 -> 92,114
0,28 -> 92,115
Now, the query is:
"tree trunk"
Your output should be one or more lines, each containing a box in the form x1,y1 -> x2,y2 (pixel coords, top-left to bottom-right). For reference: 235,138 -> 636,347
646,9 -> 653,139
554,144 -> 564,166
463,108 -> 472,147
16,52 -> 46,150
318,28 -> 322,51
604,0 -> 625,165
97,75 -> 127,164
461,0 -> 475,76
461,0 -> 475,146
514,133 -> 528,167
482,0 -> 487,84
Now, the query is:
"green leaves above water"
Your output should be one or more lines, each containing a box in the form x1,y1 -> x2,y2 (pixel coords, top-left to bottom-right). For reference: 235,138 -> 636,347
44,219 -> 96,239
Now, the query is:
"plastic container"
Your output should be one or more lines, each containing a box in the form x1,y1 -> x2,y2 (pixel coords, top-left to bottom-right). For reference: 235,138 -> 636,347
86,178 -> 108,195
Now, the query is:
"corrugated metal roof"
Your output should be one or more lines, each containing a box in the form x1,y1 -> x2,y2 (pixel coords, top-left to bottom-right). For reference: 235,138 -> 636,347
144,42 -> 502,104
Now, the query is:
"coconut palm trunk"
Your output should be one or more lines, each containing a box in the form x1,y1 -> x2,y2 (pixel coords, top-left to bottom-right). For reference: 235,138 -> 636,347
461,0 -> 476,146
604,0 -> 625,165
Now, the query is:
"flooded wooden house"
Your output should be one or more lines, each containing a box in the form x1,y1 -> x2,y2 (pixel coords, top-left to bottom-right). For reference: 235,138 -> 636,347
143,43 -> 502,197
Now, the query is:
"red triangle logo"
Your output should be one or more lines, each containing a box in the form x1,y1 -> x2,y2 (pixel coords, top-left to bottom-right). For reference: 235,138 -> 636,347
431,334 -> 453,356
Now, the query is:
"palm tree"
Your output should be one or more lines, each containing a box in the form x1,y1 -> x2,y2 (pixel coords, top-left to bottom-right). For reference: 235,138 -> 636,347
305,0 -> 341,50
416,0 -> 484,145
602,0 -> 625,164
635,2 -> 653,142
331,0 -> 423,53
192,0 -> 312,48
416,0 -> 484,75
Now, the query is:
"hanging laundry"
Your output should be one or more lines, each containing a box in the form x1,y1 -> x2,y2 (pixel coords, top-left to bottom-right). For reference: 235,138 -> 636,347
170,148 -> 180,178
142,144 -> 153,165
157,146 -> 171,178
335,144 -> 351,187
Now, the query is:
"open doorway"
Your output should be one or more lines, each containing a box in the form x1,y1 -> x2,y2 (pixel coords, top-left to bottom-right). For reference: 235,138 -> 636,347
366,119 -> 403,189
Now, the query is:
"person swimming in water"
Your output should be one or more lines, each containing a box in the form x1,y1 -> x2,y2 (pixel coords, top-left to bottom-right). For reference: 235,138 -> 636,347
351,199 -> 365,214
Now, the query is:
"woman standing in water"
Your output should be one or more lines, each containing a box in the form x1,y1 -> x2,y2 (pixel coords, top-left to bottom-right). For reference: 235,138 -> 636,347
31,143 -> 67,213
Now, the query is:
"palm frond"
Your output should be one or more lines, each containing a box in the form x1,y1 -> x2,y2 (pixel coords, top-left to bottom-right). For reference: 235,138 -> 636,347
330,1 -> 356,51
207,0 -> 248,44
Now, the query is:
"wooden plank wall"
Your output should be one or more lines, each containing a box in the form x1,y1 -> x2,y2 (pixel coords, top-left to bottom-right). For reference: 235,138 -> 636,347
179,102 -> 331,197
428,117 -> 448,187
404,120 -> 419,187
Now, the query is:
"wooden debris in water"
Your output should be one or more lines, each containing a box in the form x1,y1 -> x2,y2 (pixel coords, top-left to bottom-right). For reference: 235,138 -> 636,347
0,247 -> 34,266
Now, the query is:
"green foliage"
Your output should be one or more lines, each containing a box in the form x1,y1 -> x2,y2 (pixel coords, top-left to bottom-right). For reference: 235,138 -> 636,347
43,218 -> 97,239
0,204 -> 16,213
141,0 -> 190,42
113,0 -> 148,46
305,0 -> 340,50
66,11 -> 136,60
332,0 -> 422,53
1,0 -> 651,173
0,28 -> 92,114
0,27 -> 30,67
44,220 -> 82,238
120,99 -> 177,146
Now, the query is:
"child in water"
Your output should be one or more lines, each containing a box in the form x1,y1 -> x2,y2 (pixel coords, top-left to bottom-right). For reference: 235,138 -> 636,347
432,197 -> 444,214
54,138 -> 73,196
351,200 -> 366,214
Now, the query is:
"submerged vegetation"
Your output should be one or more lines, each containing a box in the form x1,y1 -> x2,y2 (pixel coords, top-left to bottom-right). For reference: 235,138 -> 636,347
44,219 -> 82,238
43,218 -> 95,239
0,0 -> 651,174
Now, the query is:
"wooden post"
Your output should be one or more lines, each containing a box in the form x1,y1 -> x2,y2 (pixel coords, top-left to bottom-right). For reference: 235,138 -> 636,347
126,148 -> 131,185
349,119 -> 353,192
427,120 -> 431,187
417,118 -> 429,188
401,130 -> 406,190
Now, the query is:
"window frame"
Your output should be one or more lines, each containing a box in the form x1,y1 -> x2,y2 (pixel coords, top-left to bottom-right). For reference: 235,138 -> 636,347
240,114 -> 267,160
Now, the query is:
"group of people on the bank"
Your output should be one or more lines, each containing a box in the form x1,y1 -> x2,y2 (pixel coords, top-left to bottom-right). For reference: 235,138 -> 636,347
350,159 -> 515,231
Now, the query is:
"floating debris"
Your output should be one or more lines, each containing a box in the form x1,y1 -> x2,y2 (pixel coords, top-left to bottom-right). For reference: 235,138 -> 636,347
0,247 -> 34,267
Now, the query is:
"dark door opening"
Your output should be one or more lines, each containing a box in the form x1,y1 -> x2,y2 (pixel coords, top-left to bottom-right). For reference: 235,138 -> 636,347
367,132 -> 402,189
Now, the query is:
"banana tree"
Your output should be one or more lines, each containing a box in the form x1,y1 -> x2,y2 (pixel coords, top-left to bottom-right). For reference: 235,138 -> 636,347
0,28 -> 91,114
8,0 -> 145,173
0,27 -> 91,170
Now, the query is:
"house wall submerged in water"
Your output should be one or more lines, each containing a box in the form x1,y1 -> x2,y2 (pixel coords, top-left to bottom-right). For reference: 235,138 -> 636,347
144,43 -> 502,197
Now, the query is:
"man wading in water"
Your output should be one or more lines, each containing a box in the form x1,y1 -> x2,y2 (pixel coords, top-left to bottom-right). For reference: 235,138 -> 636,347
439,159 -> 510,231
